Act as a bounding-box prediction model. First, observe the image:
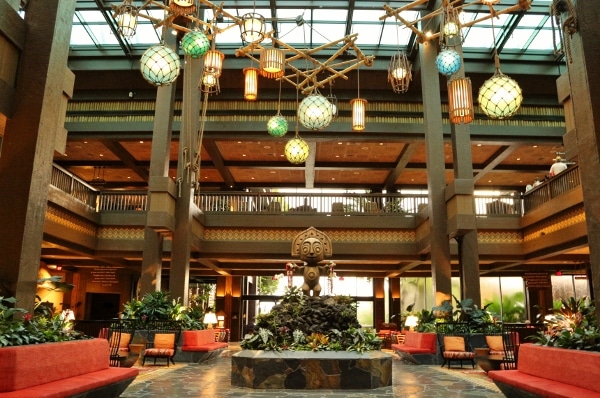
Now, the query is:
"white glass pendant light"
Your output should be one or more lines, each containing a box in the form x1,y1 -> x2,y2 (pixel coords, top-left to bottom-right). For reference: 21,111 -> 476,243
140,44 -> 181,86
285,136 -> 310,164
297,94 -> 334,130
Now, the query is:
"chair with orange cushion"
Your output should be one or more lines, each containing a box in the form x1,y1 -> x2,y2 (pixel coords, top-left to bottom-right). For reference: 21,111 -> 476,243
107,320 -> 136,367
436,322 -> 476,369
142,320 -> 181,366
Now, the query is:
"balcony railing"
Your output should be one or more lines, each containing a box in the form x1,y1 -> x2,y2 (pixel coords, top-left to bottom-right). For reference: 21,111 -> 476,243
50,164 -> 582,217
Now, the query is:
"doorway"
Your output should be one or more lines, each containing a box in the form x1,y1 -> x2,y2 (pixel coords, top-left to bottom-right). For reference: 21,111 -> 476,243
85,293 -> 121,320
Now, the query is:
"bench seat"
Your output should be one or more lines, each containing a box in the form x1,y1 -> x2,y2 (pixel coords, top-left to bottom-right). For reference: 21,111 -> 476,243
489,343 -> 600,398
391,331 -> 437,365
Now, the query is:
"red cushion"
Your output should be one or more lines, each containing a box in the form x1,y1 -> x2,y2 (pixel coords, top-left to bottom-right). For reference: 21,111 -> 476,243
0,339 -> 110,392
181,330 -> 217,348
182,342 -> 228,352
489,370 -> 600,398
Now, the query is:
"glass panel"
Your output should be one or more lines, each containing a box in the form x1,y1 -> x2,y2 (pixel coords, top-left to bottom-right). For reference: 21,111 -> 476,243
357,301 -> 374,328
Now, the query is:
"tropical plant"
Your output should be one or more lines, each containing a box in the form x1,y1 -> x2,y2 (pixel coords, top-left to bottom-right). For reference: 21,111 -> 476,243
484,291 -> 526,323
432,295 -> 495,332
415,309 -> 437,332
240,286 -> 380,352
121,291 -> 205,330
530,296 -> 600,351
0,296 -> 88,347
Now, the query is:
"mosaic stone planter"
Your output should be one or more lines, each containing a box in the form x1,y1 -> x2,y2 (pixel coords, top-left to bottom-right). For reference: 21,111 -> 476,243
231,350 -> 393,389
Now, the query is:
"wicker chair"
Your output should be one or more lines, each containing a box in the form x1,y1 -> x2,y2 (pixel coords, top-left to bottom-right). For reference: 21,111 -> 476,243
436,322 -> 476,369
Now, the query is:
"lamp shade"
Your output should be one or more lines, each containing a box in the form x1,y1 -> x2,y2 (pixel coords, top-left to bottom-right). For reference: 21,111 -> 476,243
243,67 -> 259,101
404,315 -> 419,328
140,45 -> 181,86
204,49 -> 225,77
448,77 -> 474,124
478,71 -> 523,119
203,312 -> 217,328
436,48 -> 462,76
285,137 -> 310,164
181,30 -> 210,58
240,13 -> 265,44
351,97 -> 367,131
388,52 -> 412,93
298,94 -> 333,130
117,7 -> 137,38
267,115 -> 288,137
260,48 -> 285,77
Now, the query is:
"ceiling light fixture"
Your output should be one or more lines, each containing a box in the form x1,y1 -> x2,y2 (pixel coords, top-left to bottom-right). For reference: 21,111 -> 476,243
114,0 -> 138,39
139,44 -> 181,86
388,51 -> 412,93
181,29 -> 211,58
240,1 -> 265,44
351,67 -> 367,131
448,77 -> 474,124
267,78 -> 288,137
243,67 -> 259,101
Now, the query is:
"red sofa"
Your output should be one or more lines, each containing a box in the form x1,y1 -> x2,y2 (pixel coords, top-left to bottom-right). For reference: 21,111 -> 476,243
488,343 -> 600,398
391,331 -> 437,364
0,338 -> 138,398
175,329 -> 229,363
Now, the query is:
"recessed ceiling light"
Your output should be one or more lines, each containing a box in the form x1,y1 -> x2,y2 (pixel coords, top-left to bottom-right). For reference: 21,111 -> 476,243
337,142 -> 343,145
516,157 -> 521,161
477,144 -> 482,147
270,171 -> 276,174
139,141 -> 144,144
99,154 -> 104,157
361,147 -> 369,150
264,145 -> 271,149
242,154 -> 246,157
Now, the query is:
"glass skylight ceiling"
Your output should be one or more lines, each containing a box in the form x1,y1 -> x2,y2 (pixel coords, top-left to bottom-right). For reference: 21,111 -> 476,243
69,0 -> 559,64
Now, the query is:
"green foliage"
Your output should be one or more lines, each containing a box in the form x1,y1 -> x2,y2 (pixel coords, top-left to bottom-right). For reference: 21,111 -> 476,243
0,296 -> 89,347
484,291 -> 526,323
240,286 -> 380,352
531,296 -> 600,351
432,295 -> 495,332
121,291 -> 205,330
257,276 -> 280,295
415,309 -> 437,332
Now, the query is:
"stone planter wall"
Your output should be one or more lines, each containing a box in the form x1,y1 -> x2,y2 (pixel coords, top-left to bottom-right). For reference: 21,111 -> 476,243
231,350 -> 393,390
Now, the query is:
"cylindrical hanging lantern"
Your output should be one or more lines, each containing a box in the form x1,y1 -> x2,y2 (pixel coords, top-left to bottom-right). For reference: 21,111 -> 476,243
204,49 -> 224,77
140,44 -> 181,86
448,77 -> 474,124
285,136 -> 310,164
436,48 -> 462,76
478,70 -> 523,119
267,115 -> 288,137
298,94 -> 334,130
181,30 -> 210,58
243,67 -> 259,101
240,13 -> 265,44
260,48 -> 285,77
388,52 -> 412,93
351,98 -> 368,131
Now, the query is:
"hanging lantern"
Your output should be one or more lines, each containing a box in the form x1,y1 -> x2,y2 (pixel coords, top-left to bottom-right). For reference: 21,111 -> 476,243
441,4 -> 464,46
285,136 -> 310,164
240,13 -> 265,44
298,94 -> 333,130
181,30 -> 210,58
351,98 -> 368,131
481,0 -> 501,4
169,0 -> 196,16
448,77 -> 474,124
243,67 -> 259,101
326,94 -> 338,119
260,47 -> 285,78
140,45 -> 181,86
388,51 -> 412,93
267,115 -> 288,137
200,72 -> 220,95
436,48 -> 462,76
115,0 -> 138,39
478,70 -> 523,119
204,49 -> 224,77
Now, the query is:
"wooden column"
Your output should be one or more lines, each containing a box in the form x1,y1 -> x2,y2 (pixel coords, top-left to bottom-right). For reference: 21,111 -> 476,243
559,2 -> 600,317
0,0 -> 75,312
420,4 -> 452,307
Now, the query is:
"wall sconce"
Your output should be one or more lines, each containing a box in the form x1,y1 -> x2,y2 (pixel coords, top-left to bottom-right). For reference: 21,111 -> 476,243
115,0 -> 138,39
240,12 -> 265,44
388,51 -> 412,94
203,311 -> 217,329
243,67 -> 259,101
285,135 -> 310,164
140,44 -> 181,86
448,77 -> 474,124
351,98 -> 367,131
260,47 -> 285,78
181,29 -> 210,58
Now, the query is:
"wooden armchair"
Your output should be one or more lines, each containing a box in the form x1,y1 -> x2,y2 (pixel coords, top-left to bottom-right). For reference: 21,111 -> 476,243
142,320 -> 181,366
436,322 -> 476,369
107,320 -> 136,367
501,322 -> 545,370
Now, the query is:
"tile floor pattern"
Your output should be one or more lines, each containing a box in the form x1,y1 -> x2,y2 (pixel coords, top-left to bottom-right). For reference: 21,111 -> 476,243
122,349 -> 504,398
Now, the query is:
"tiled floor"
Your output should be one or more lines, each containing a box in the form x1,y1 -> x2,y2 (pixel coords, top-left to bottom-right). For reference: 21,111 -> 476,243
121,348 -> 504,398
